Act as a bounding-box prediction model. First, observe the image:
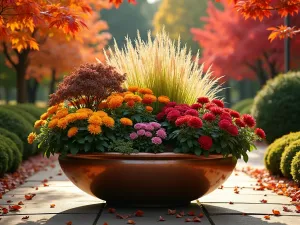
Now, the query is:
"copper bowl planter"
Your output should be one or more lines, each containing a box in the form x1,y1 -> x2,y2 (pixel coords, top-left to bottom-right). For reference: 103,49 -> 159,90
58,153 -> 237,207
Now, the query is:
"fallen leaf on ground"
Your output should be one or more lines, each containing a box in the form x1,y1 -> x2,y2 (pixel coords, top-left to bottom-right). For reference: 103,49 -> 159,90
229,201 -> 234,204
127,219 -> 136,224
18,201 -> 24,205
103,223 -> 108,225
168,209 -> 176,215
6,200 -> 12,203
49,176 -> 53,179
179,211 -> 185,216
264,215 -> 270,220
25,194 -> 36,200
135,210 -> 144,217
50,204 -> 55,208
57,172 -> 62,176
116,214 -> 128,219
198,213 -> 204,218
193,217 -> 201,222
272,209 -> 280,216
218,185 -> 224,189
176,214 -> 182,218
42,179 -> 48,183
159,216 -> 165,221
66,221 -> 72,225
260,199 -> 267,203
108,208 -> 116,213
22,216 -> 29,220
185,218 -> 193,222
43,183 -> 49,187
187,211 -> 195,216
1,207 -> 8,214
9,205 -> 22,211
283,206 -> 292,212
35,187 -> 38,190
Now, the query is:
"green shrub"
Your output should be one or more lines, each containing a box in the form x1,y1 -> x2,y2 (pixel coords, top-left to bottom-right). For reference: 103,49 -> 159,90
0,128 -> 24,154
252,72 -> 300,143
265,132 -> 300,175
0,135 -> 22,172
232,98 -> 253,113
291,151 -> 300,183
280,140 -> 300,178
0,108 -> 34,159
18,104 -> 45,119
240,103 -> 253,115
0,148 -> 9,177
1,105 -> 36,125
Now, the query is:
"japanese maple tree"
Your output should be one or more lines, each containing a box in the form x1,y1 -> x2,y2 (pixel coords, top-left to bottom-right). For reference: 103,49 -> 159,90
191,0 -> 300,85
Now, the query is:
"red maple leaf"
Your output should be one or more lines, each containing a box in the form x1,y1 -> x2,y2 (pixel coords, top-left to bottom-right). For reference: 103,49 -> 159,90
135,210 -> 144,217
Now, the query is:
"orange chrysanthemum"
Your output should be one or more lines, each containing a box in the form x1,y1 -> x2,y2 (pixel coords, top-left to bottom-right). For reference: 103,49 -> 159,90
120,118 -> 133,126
94,111 -> 108,117
76,108 -> 93,115
138,88 -> 153,95
133,95 -> 142,102
75,112 -> 89,120
107,96 -> 124,109
47,105 -> 59,115
27,132 -> 37,144
57,118 -> 69,129
65,114 -> 78,123
67,127 -> 78,138
124,94 -> 136,102
102,116 -> 115,128
158,96 -> 170,104
145,106 -> 153,112
40,112 -> 49,120
98,101 -> 108,109
128,86 -> 139,92
88,115 -> 102,125
142,94 -> 157,104
34,120 -> 44,129
48,118 -> 58,128
56,108 -> 69,119
127,100 -> 135,108
88,124 -> 102,135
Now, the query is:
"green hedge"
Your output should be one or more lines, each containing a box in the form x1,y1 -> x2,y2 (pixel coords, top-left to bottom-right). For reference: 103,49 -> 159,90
280,140 -> 300,178
0,108 -> 34,159
0,135 -> 22,172
1,105 -> 36,125
18,104 -> 45,119
291,151 -> 300,183
252,72 -> 300,143
0,128 -> 23,154
0,148 -> 9,177
264,132 -> 300,175
232,98 -> 253,113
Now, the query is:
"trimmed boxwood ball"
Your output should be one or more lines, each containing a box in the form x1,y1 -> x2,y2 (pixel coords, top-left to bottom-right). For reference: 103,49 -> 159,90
232,98 -> 253,113
18,104 -> 46,119
0,108 -> 34,159
265,132 -> 300,175
280,140 -> 300,178
0,128 -> 24,154
1,105 -> 36,125
0,148 -> 9,177
0,135 -> 22,172
291,151 -> 300,183
252,72 -> 300,144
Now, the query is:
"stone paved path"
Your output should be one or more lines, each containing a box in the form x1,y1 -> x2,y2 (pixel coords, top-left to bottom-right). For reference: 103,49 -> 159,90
1,145 -> 299,225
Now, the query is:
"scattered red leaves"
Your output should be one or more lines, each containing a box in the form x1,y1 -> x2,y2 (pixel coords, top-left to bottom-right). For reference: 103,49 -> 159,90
57,172 -> 63,176
176,214 -> 182,218
229,201 -> 234,205
272,209 -> 281,216
66,221 -> 72,225
9,205 -> 22,211
193,217 -> 201,222
25,194 -> 36,200
264,215 -> 271,220
185,218 -> 193,222
135,209 -> 144,217
108,208 -> 116,213
283,206 -> 292,212
18,201 -> 24,205
260,199 -> 267,203
198,213 -> 204,218
168,209 -> 176,215
187,211 -> 195,216
179,211 -> 185,216
43,183 -> 49,187
234,186 -> 240,194
218,185 -> 224,189
127,219 -> 136,224
22,216 -> 29,220
158,216 -> 165,221
6,200 -> 12,203
103,223 -> 108,225
50,204 -> 55,208
1,207 -> 8,214
116,213 -> 128,219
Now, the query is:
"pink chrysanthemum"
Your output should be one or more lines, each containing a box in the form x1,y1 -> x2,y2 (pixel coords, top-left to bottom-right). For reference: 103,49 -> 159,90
151,137 -> 162,145
156,129 -> 167,139
130,132 -> 138,140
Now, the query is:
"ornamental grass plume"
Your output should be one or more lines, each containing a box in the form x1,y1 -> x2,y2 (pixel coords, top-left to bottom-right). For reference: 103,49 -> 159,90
105,30 -> 222,105
49,63 -> 126,110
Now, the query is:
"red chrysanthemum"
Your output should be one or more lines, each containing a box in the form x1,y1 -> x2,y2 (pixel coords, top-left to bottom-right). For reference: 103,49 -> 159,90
212,99 -> 224,108
191,103 -> 202,110
166,102 -> 177,107
242,114 -> 256,128
202,113 -> 216,122
223,108 -> 231,113
185,109 -> 199,117
175,116 -> 190,127
205,102 -> 216,110
218,119 -> 232,130
187,117 -> 203,129
156,112 -> 166,121
166,110 -> 181,122
255,128 -> 266,139
235,118 -> 246,127
220,112 -> 232,121
127,100 -> 135,108
165,107 -> 175,114
227,125 -> 239,136
175,104 -> 191,112
198,136 -> 213,150
210,106 -> 223,115
197,97 -> 210,104
229,110 -> 240,118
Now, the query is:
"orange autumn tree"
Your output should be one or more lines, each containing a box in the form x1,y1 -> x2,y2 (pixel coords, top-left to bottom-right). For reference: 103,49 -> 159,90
223,0 -> 300,40
0,0 -> 93,103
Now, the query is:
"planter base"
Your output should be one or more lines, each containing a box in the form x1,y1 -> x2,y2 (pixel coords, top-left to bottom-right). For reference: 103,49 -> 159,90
106,201 -> 191,208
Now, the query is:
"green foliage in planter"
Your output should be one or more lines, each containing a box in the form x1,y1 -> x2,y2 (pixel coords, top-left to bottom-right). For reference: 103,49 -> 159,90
0,135 -> 22,172
251,72 -> 300,143
0,148 -> 9,177
265,132 -> 300,175
232,98 -> 253,113
0,108 -> 34,159
108,140 -> 138,154
280,140 -> 300,178
18,104 -> 45,119
0,128 -> 23,154
291,151 -> 300,183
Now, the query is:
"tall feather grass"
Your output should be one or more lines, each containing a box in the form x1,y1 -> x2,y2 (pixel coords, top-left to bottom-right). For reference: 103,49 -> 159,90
105,30 -> 223,104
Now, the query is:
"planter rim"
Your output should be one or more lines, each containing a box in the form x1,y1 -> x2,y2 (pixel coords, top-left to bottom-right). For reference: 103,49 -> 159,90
60,152 -> 233,160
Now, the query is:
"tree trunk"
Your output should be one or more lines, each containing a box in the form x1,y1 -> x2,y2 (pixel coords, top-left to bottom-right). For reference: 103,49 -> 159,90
49,68 -> 56,95
16,66 -> 28,103
27,78 -> 39,103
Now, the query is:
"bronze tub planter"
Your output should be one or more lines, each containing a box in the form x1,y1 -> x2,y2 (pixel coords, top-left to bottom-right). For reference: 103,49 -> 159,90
58,153 -> 237,207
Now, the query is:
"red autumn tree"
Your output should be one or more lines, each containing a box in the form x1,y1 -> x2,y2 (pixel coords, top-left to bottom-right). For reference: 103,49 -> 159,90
222,0 -> 300,40
191,0 -> 300,85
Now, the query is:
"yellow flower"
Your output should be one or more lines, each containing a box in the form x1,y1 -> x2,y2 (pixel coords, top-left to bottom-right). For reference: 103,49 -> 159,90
27,132 -> 37,144
76,108 -> 93,115
98,101 -> 108,109
34,120 -> 44,129
128,86 -> 139,92
94,111 -> 108,117
47,105 -> 59,114
57,118 -> 68,129
107,96 -> 124,109
40,112 -> 49,120
88,115 -> 102,125
56,108 -> 69,119
48,118 -> 58,128
67,127 -> 78,138
75,112 -> 89,120
120,118 -> 133,126
145,106 -> 153,112
138,88 -> 153,95
88,124 -> 102,135
102,116 -> 115,128
158,96 -> 170,104
65,113 -> 78,123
